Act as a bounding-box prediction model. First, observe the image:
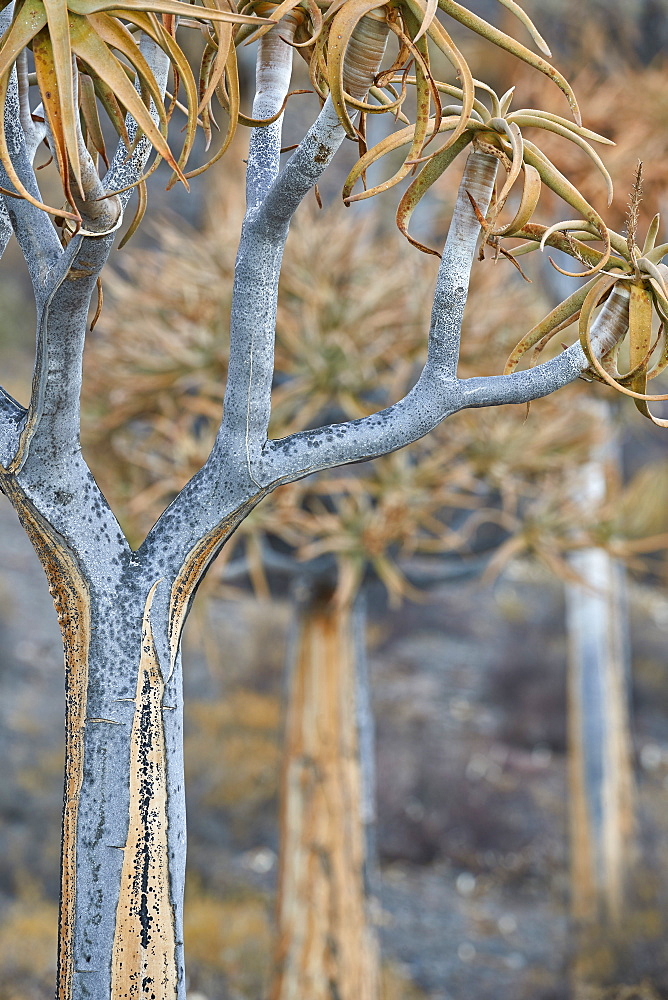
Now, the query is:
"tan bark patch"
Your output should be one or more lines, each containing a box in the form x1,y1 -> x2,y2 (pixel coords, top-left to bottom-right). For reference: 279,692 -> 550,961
167,493 -> 264,678
4,489 -> 91,1000
111,582 -> 176,999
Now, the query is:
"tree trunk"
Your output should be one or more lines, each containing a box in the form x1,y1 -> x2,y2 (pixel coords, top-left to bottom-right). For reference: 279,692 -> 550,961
0,11 -> 633,987
565,403 -> 635,957
566,550 -> 634,925
271,581 -> 379,1000
22,531 -> 189,999
3,468 -> 264,999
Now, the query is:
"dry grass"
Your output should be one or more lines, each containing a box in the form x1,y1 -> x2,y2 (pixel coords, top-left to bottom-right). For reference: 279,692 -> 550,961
186,691 -> 281,813
0,894 -> 57,1000
183,885 -> 274,998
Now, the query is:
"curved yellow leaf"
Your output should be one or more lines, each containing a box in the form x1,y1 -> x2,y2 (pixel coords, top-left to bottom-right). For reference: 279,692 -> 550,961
69,14 -> 185,183
42,0 -> 81,192
396,129 -> 473,253
643,214 -> 661,255
580,278 -> 668,401
494,0 -> 550,55
523,140 -> 610,275
504,276 -> 598,373
511,108 -> 613,144
117,177 -> 146,247
67,0 -> 268,24
0,68 -> 80,220
79,71 -> 108,165
327,0 -> 390,138
508,112 -> 613,204
186,41 -> 239,178
342,114 -> 466,203
437,0 -> 580,123
490,160 -> 540,237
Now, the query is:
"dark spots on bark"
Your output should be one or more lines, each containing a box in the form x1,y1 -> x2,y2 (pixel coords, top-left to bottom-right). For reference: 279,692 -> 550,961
142,976 -> 156,1000
139,888 -> 151,948
54,488 -> 74,506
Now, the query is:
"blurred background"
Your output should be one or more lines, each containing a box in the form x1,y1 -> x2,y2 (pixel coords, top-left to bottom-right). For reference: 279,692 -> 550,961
2,1 -> 668,997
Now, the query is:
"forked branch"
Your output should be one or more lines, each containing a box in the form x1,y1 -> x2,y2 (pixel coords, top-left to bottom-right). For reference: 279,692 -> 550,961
145,18 -> 630,570
0,4 -> 634,584
253,158 -> 630,485
0,38 -> 172,486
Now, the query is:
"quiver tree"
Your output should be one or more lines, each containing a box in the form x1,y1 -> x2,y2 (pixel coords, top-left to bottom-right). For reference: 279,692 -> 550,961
81,178 -> 640,997
0,0 -> 661,993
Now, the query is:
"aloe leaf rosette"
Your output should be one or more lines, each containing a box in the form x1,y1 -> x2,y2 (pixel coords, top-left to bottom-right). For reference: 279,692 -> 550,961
279,0 -> 589,227
0,0 -> 607,245
503,167 -> 668,427
0,0 -> 266,219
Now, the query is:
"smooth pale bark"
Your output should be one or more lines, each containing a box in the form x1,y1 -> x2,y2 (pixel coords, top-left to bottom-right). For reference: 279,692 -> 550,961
272,585 -> 379,1000
565,403 -> 635,933
0,9 -> 634,997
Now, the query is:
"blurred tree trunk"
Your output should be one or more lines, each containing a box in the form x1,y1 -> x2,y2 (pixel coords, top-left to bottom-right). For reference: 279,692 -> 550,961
565,402 -> 635,950
271,580 -> 379,1000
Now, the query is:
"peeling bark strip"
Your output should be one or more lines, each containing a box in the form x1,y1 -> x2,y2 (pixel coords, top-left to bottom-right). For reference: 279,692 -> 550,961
111,582 -> 176,999
2,488 -> 91,1000
167,493 -> 265,675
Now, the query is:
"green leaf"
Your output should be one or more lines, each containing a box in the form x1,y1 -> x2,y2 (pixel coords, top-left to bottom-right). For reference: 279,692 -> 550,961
504,276 -> 598,373
490,160 -> 541,237
522,140 -> 610,275
79,71 -> 108,166
508,112 -> 613,204
396,129 -> 472,253
342,113 -> 467,203
494,0 -> 551,55
642,214 -> 661,255
117,177 -> 146,247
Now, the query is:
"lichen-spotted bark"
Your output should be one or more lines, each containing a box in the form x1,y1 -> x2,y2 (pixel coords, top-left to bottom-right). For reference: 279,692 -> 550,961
1,484 -> 91,1000
111,583 -> 176,999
